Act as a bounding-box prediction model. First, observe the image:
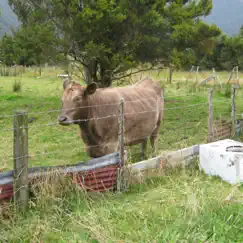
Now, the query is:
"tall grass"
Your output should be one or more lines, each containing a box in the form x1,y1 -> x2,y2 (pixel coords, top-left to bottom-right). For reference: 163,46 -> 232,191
12,80 -> 22,92
224,83 -> 232,98
1,163 -> 243,242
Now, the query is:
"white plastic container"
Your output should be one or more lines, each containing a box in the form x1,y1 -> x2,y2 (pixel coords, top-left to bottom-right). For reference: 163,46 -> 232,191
199,139 -> 243,184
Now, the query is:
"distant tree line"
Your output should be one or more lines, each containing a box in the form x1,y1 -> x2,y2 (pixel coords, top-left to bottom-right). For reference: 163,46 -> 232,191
199,27 -> 243,70
0,24 -> 63,66
0,0 -> 226,86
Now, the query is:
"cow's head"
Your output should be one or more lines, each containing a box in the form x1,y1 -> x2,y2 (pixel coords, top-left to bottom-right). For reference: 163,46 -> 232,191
58,79 -> 97,125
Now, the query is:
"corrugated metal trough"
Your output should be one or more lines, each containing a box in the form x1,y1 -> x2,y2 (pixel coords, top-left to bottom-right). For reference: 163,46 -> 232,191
213,120 -> 232,141
0,152 -> 121,202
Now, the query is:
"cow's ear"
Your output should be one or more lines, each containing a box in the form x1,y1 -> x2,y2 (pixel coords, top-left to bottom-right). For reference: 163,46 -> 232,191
63,79 -> 71,90
84,82 -> 97,96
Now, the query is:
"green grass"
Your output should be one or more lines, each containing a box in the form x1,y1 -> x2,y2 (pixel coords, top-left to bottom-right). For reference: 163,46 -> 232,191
0,69 -> 239,169
1,164 -> 243,243
1,67 -> 243,242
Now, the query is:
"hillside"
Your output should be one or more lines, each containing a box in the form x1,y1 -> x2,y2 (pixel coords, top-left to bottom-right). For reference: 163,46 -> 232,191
204,0 -> 243,36
0,0 -> 19,36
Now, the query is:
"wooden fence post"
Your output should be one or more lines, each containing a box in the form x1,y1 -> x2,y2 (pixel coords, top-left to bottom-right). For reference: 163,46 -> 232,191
208,89 -> 213,143
186,65 -> 194,84
212,67 -> 222,88
236,66 -> 239,83
168,64 -> 173,84
196,66 -> 199,83
39,66 -> 42,77
117,98 -> 125,192
232,86 -> 236,136
14,111 -> 29,213
119,98 -> 125,167
227,66 -> 236,84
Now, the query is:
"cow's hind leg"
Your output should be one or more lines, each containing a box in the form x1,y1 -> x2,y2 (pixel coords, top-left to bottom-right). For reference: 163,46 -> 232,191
150,124 -> 161,156
140,137 -> 148,161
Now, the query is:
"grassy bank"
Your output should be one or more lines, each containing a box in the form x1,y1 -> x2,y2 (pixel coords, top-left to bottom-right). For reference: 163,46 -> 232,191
1,164 -> 243,243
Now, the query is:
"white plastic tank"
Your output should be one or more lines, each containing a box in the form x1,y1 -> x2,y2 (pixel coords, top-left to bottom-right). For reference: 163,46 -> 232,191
199,139 -> 243,184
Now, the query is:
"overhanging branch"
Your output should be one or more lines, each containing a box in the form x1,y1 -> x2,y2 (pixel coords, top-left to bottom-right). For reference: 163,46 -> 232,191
112,65 -> 167,81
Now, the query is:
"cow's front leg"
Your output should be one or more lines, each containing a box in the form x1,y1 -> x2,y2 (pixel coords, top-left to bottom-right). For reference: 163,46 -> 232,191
140,138 -> 148,161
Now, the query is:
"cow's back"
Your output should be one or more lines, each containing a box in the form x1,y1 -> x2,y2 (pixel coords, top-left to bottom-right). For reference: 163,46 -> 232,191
118,87 -> 161,145
134,77 -> 162,96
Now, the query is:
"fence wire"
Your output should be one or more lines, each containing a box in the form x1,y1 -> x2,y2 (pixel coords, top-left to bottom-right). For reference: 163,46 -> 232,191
0,69 -> 240,216
0,89 -> 234,172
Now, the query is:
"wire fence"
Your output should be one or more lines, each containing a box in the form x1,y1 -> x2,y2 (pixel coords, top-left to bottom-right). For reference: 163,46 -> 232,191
0,89 -> 238,171
0,77 -> 242,217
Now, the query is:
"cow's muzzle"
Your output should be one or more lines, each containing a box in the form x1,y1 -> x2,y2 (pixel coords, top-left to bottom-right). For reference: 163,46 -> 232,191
58,115 -> 71,125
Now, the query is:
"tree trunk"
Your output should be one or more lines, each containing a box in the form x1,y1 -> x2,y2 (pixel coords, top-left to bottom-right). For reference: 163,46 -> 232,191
100,66 -> 112,88
83,59 -> 98,85
84,66 -> 92,85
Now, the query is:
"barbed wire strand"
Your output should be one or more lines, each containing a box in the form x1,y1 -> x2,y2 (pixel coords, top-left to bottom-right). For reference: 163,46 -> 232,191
0,92 -> 202,110
0,101 -> 214,132
0,119 -> 208,165
0,92 -> 210,119
0,100 -> 230,132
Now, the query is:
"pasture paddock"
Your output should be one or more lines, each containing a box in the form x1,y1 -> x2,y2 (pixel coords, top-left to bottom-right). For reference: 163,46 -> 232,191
1,68 -> 242,170
0,67 -> 243,242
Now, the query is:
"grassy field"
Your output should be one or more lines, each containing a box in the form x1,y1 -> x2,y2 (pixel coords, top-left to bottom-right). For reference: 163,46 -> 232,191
0,67 -> 241,170
0,67 -> 243,242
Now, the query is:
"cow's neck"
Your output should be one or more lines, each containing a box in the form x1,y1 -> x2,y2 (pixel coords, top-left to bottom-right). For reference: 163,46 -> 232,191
78,93 -> 101,145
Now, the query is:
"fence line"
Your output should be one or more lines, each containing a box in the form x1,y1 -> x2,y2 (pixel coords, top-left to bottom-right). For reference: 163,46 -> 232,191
0,99 -> 231,133
0,93 -> 232,119
0,126 -> 209,170
0,85 -> 240,212
0,117 -> 210,162
0,118 -> 205,166
0,99 -> 212,123
0,116 -> 208,166
26,121 -> 203,143
0,93 -> 206,119
0,91 -> 237,150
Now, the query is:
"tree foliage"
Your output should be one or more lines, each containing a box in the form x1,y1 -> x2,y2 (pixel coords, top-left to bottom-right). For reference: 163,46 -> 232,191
198,27 -> 243,70
0,34 -> 16,65
0,23 -> 59,66
7,0 -> 220,86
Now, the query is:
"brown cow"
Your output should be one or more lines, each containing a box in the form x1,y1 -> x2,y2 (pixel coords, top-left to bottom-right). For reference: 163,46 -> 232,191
58,77 -> 164,159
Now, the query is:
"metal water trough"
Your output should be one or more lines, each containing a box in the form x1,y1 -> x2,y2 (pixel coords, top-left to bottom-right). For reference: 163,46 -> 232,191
0,152 -> 121,202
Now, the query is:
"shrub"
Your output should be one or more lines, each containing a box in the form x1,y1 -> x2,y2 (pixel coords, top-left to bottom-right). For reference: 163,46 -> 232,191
189,82 -> 197,93
224,83 -> 231,98
12,80 -> 22,92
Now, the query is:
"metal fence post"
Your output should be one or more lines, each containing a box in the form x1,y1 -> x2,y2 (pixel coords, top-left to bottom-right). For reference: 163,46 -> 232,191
208,89 -> 213,143
236,66 -> 239,83
14,111 -> 29,213
117,98 -> 126,192
232,86 -> 236,136
168,64 -> 173,84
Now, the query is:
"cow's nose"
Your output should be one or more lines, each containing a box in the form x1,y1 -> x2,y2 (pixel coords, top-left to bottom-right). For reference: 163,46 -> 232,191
58,116 -> 67,122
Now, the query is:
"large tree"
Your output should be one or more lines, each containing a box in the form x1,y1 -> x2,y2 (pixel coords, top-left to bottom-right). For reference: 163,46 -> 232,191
9,0 -> 220,87
0,34 -> 16,65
